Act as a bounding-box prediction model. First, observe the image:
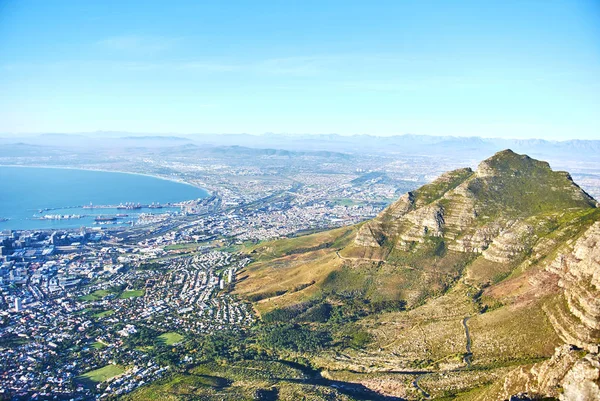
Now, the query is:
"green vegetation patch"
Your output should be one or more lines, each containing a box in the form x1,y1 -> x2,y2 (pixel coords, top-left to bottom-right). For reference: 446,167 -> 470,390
249,226 -> 356,262
0,333 -> 31,347
122,373 -> 230,400
78,289 -> 114,301
164,243 -> 199,251
414,167 -> 474,205
157,332 -> 184,345
466,150 -> 596,218
259,323 -> 331,352
93,310 -> 115,318
332,198 -> 360,206
78,364 -> 124,383
119,289 -> 145,299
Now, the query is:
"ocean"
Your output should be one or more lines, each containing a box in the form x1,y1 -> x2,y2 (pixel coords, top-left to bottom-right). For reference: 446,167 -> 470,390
0,166 -> 208,230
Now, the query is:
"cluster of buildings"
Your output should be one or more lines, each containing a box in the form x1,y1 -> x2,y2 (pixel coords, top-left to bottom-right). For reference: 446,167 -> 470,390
101,363 -> 169,398
0,227 -> 255,399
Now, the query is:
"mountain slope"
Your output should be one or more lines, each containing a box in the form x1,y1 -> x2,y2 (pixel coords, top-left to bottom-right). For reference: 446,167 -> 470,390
234,150 -> 600,400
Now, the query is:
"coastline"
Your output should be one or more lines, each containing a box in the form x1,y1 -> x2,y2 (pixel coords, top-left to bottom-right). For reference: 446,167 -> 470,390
0,164 -> 212,197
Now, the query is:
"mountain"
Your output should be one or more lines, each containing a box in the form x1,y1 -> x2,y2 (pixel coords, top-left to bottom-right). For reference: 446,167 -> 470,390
180,133 -> 600,161
4,133 -> 600,161
234,150 -> 600,400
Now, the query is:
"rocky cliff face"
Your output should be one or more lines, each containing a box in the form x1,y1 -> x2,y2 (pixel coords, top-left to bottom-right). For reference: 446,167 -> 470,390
544,221 -> 600,353
561,354 -> 600,401
481,220 -> 536,264
496,211 -> 600,400
502,345 -> 600,401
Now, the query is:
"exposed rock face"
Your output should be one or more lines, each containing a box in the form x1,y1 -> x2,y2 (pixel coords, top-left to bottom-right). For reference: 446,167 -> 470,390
482,221 -> 535,264
354,222 -> 383,248
387,191 -> 415,218
561,354 -> 600,401
503,345 -> 600,401
502,345 -> 579,399
399,203 -> 445,243
448,222 -> 502,253
545,221 -> 600,353
441,180 -> 478,240
499,221 -> 600,400
352,168 -> 474,249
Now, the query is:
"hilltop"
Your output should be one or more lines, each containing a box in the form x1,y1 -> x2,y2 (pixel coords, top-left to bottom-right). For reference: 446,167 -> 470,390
233,150 -> 600,400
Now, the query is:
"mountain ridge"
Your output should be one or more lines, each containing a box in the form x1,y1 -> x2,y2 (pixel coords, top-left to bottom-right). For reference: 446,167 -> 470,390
234,150 -> 600,400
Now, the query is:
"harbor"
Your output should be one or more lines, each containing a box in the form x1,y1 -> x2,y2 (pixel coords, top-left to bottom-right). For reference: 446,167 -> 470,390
0,166 -> 207,230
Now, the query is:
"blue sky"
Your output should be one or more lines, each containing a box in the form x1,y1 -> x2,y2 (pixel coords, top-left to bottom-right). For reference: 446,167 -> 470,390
0,0 -> 599,139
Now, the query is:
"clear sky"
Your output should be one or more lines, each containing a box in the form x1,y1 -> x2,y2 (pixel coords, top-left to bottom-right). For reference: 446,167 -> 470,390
0,0 -> 599,139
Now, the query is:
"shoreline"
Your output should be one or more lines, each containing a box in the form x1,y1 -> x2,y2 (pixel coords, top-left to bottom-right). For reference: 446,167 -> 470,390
0,164 -> 212,197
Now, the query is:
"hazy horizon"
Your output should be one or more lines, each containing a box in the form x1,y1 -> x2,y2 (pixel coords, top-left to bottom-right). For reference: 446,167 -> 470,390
1,131 -> 600,143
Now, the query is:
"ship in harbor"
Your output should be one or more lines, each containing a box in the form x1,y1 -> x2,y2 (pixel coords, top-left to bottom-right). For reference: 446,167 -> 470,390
117,202 -> 142,210
94,216 -> 118,223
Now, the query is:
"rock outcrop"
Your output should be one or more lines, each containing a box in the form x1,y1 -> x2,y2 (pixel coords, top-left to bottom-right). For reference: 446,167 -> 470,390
545,221 -> 600,353
482,221 -> 535,264
561,354 -> 600,401
499,220 -> 600,400
503,345 -> 600,401
354,222 -> 383,248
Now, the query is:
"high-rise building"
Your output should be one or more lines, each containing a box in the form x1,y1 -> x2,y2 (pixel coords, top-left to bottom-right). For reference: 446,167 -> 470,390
14,297 -> 22,312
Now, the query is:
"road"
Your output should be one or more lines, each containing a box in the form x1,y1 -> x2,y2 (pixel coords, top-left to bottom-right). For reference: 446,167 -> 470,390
462,316 -> 472,368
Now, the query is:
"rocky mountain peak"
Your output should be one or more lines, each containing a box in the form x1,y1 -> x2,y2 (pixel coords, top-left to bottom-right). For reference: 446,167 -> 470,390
476,149 -> 550,177
351,150 -> 596,259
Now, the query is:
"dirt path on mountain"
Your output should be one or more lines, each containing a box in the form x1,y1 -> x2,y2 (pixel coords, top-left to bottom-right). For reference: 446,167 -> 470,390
462,316 -> 472,368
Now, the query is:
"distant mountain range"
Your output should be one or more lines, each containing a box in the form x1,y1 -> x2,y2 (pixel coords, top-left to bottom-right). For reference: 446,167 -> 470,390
1,132 -> 598,161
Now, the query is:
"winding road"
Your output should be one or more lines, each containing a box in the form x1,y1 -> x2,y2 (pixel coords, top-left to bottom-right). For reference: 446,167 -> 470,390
412,375 -> 431,399
462,316 -> 472,368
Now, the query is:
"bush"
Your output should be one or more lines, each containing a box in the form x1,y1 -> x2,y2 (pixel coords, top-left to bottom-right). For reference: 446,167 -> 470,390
260,324 -> 331,352
349,330 -> 372,348
299,303 -> 332,322
247,290 -> 287,302
262,305 -> 306,323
